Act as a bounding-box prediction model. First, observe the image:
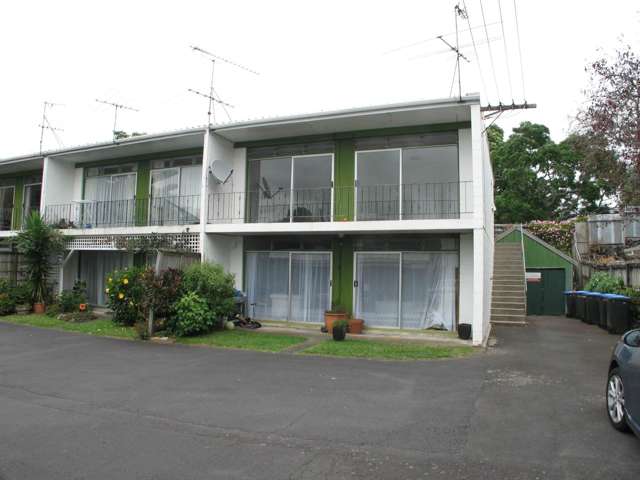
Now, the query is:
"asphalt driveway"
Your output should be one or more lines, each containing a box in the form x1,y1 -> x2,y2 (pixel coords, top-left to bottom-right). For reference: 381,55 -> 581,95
0,316 -> 638,479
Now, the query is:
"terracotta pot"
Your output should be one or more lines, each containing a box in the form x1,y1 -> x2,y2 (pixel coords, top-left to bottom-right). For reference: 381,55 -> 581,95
324,311 -> 348,332
348,318 -> 364,334
33,303 -> 45,314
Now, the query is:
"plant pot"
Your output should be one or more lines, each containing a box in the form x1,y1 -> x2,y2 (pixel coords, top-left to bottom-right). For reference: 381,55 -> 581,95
33,303 -> 45,314
332,325 -> 347,341
348,318 -> 364,334
458,323 -> 472,340
325,311 -> 348,332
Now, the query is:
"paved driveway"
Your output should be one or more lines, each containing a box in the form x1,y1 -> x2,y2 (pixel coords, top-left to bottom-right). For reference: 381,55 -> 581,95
0,316 -> 638,479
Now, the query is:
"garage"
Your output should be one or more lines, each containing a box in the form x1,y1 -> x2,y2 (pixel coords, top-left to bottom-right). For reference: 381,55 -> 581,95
496,227 -> 577,316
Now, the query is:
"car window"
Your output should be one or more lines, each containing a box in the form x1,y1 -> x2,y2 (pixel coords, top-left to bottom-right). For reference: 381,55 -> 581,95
624,330 -> 640,347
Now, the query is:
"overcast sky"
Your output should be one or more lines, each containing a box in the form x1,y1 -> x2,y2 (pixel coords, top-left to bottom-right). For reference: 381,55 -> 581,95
1,0 -> 639,158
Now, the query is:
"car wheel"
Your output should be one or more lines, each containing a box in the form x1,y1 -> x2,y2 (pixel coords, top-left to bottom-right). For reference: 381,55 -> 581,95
607,368 -> 631,432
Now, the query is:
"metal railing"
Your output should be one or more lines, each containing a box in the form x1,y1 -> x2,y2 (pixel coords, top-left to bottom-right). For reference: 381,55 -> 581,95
43,195 -> 201,229
208,181 -> 473,224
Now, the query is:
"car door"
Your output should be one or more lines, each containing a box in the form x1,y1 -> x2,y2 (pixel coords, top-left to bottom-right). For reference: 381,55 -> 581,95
622,330 -> 640,425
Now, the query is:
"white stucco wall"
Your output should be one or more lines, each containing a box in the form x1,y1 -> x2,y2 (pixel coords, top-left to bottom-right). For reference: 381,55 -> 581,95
41,157 -> 77,208
458,128 -> 473,221
458,233 -> 474,326
202,233 -> 243,289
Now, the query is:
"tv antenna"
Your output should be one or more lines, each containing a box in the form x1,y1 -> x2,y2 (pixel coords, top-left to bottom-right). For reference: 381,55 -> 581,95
189,45 -> 259,126
438,3 -> 471,101
39,101 -> 64,154
95,99 -> 140,142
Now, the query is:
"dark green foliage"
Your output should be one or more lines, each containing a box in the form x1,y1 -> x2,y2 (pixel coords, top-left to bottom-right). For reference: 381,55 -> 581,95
58,281 -> 89,313
14,212 -> 64,303
0,292 -> 16,315
170,292 -> 216,337
489,122 -> 622,223
585,272 -> 625,294
181,263 -> 235,319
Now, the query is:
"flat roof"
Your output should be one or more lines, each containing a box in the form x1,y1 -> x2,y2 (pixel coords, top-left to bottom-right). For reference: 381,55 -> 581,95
0,95 -> 479,168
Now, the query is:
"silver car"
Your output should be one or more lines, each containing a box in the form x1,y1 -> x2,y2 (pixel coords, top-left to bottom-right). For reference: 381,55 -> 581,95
607,329 -> 640,437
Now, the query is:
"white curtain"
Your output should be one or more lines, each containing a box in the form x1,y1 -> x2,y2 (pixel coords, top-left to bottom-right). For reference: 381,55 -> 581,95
179,165 -> 202,222
355,253 -> 400,327
80,251 -> 131,305
84,174 -> 135,227
401,252 -> 458,330
290,253 -> 331,322
246,252 -> 290,320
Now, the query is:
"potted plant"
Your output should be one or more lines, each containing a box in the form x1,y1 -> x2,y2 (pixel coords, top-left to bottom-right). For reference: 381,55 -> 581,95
332,319 -> 348,341
348,317 -> 364,334
325,304 -> 348,332
15,212 -> 64,314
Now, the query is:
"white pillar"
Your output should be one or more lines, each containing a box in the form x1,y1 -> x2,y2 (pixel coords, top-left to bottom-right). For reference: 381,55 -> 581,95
472,228 -> 485,345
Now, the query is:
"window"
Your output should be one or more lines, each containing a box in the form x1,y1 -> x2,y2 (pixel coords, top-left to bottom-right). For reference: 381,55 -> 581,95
84,168 -> 137,227
247,153 -> 333,223
149,161 -> 202,225
355,143 -> 459,220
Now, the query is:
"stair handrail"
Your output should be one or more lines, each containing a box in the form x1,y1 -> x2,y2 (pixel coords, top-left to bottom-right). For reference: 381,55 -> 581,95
520,223 -> 527,293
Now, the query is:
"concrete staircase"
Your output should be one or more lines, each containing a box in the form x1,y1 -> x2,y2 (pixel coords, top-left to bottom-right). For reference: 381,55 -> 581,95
491,242 -> 527,325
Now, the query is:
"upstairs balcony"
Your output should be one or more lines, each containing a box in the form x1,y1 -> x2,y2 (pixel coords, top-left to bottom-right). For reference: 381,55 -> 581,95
0,207 -> 40,232
43,195 -> 200,230
207,181 -> 473,224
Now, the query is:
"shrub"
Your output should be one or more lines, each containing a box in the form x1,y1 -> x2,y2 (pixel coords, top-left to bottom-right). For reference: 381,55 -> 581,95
585,272 -> 625,293
15,212 -> 64,304
104,266 -> 146,326
170,292 -> 216,337
58,281 -> 89,313
181,263 -> 235,319
525,220 -> 575,254
0,292 -> 16,316
139,268 -> 183,320
10,283 -> 33,306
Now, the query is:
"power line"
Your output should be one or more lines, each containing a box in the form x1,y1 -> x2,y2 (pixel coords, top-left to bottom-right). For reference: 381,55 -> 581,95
497,0 -> 514,101
513,0 -> 527,100
190,46 -> 259,75
479,0 -> 501,101
462,0 -> 488,101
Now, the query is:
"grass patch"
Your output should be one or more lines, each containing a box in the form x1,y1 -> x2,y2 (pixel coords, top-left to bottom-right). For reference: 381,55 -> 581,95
0,314 -> 136,339
300,338 -> 474,360
176,329 -> 307,352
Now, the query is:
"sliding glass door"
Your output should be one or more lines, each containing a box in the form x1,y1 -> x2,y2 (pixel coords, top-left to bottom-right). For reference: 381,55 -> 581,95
79,251 -> 132,305
354,251 -> 458,330
84,173 -> 136,227
355,144 -> 459,220
150,164 -> 201,225
247,154 -> 333,223
245,251 -> 331,322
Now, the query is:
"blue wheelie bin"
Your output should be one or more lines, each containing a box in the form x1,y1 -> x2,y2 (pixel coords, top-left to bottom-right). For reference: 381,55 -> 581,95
605,294 -> 632,334
575,291 -> 588,321
584,291 -> 602,325
563,291 -> 576,318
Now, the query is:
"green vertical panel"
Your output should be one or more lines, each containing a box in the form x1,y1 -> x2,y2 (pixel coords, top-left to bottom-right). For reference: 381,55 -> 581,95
12,177 -> 24,230
526,268 -> 566,315
136,160 -> 150,226
334,139 -> 355,221
331,237 -> 353,314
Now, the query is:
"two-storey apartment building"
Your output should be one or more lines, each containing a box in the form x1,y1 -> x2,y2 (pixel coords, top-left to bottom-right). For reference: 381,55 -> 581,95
0,95 -> 494,345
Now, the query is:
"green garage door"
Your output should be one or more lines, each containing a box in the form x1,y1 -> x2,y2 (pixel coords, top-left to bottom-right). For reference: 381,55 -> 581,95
526,268 -> 565,315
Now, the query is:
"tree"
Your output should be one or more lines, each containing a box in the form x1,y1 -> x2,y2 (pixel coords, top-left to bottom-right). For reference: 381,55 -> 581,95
577,44 -> 640,205
15,212 -> 64,305
490,122 -> 620,223
113,131 -> 146,140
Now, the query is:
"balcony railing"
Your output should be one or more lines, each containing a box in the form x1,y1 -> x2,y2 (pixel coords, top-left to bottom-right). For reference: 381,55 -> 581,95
208,181 -> 473,224
43,196 -> 201,229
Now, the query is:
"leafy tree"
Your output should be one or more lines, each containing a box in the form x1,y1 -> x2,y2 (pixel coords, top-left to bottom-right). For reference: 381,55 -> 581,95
576,44 -> 640,205
490,122 -> 619,223
113,131 -> 146,140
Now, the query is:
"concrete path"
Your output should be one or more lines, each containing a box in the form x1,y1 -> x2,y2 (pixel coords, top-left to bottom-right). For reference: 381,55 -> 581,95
0,316 -> 638,479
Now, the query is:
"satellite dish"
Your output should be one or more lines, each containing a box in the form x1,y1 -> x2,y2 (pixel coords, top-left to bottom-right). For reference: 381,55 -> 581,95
210,160 -> 233,184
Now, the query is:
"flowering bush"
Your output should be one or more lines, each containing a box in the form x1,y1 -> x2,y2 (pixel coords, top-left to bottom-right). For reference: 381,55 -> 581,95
105,266 -> 146,326
525,220 -> 575,254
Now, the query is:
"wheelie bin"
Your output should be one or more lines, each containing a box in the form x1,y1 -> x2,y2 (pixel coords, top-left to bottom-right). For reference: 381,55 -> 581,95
605,294 -> 631,334
563,291 -> 576,318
